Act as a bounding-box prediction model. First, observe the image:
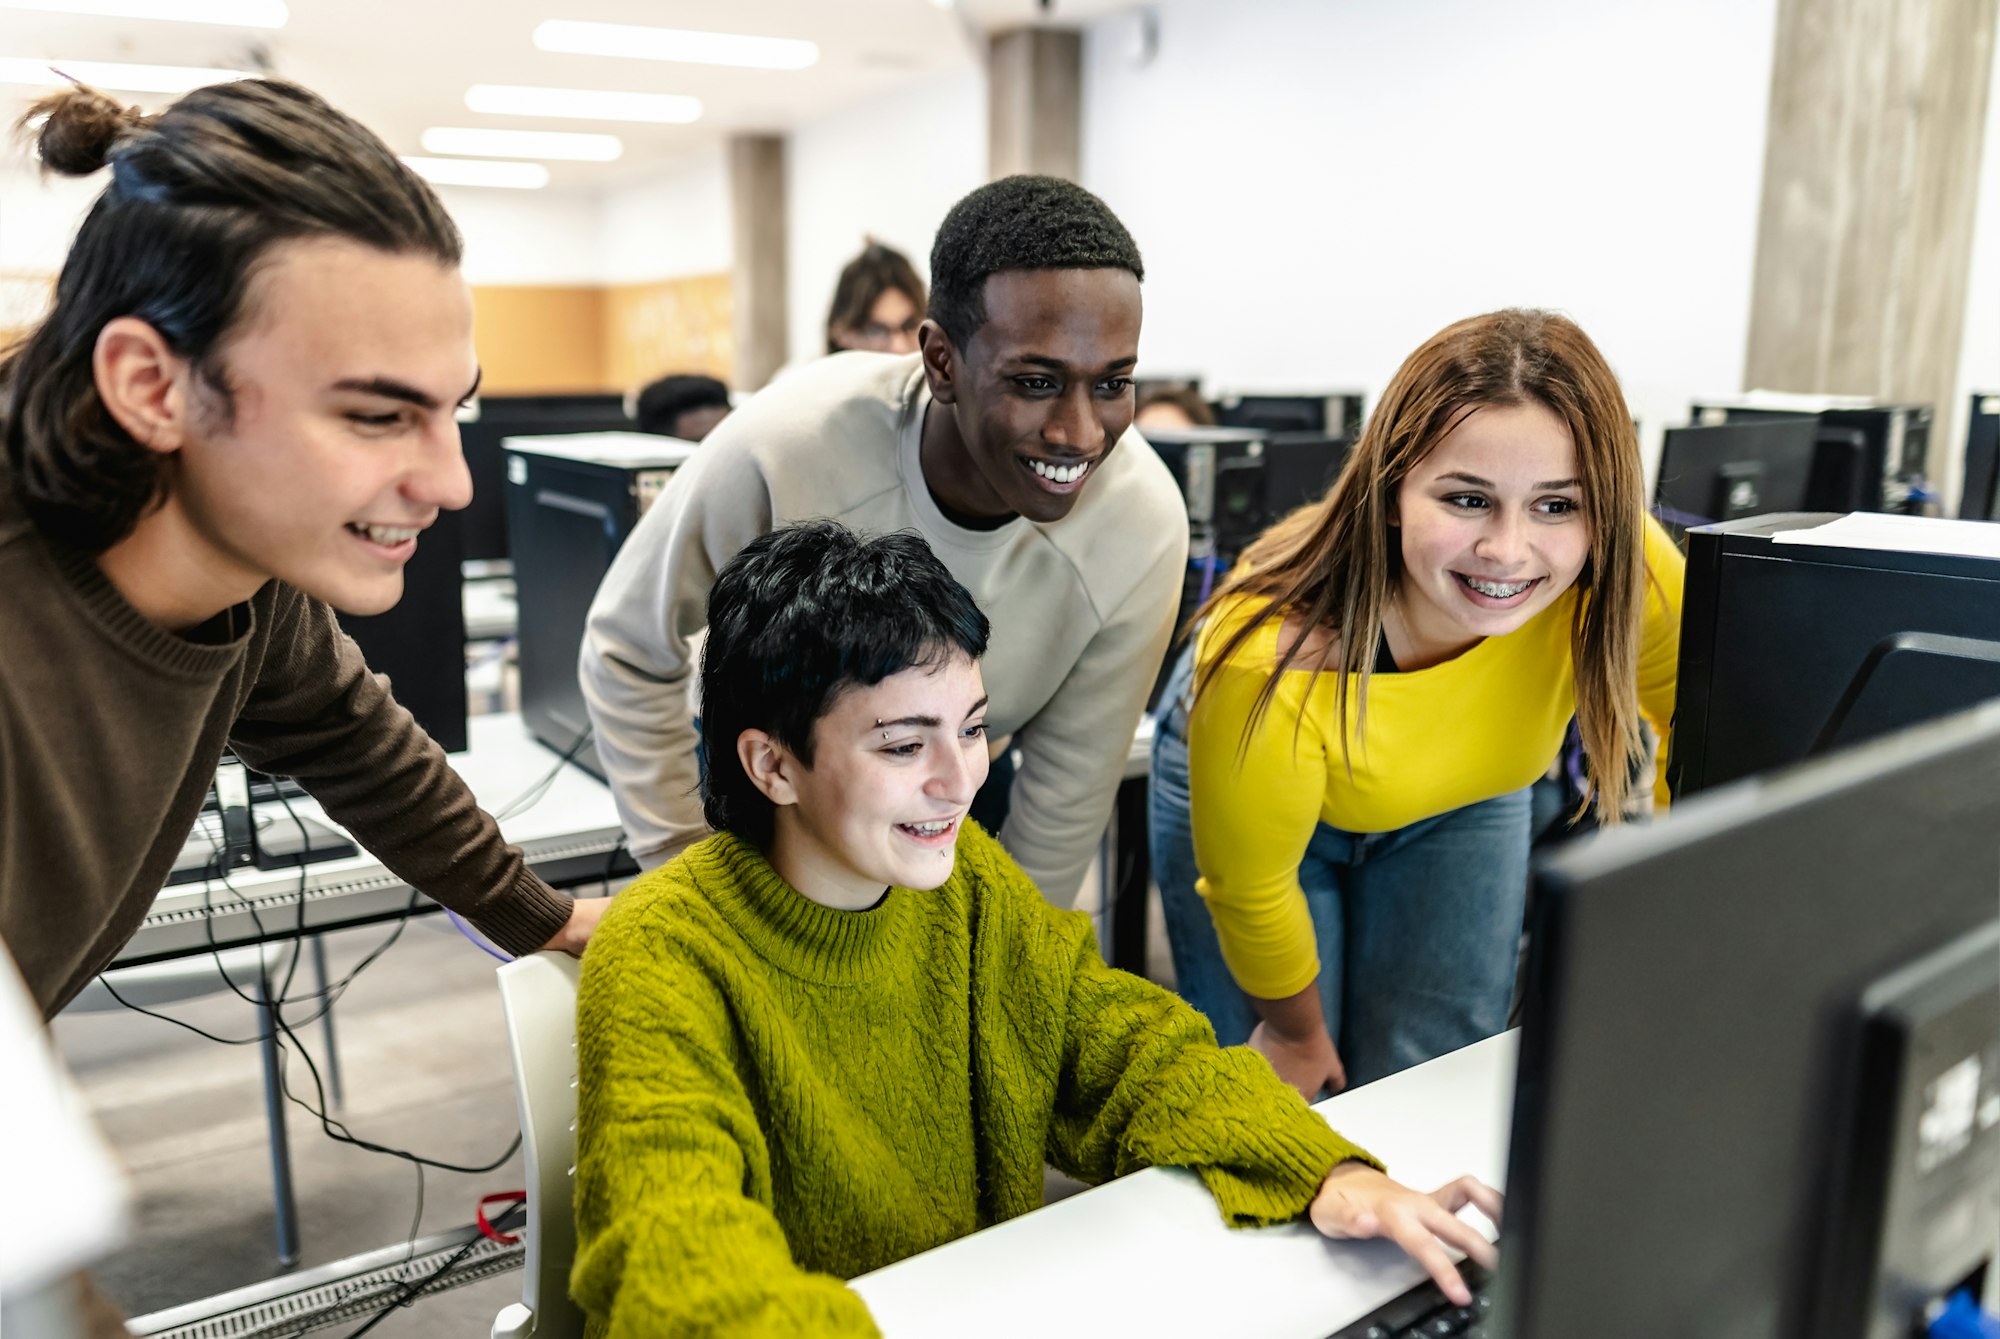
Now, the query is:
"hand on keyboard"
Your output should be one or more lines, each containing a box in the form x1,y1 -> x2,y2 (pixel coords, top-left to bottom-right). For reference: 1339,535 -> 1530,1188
1308,1163 -> 1501,1307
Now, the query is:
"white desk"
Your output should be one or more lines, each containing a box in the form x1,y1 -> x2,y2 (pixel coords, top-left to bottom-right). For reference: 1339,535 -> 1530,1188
852,1031 -> 1515,1339
118,712 -> 624,967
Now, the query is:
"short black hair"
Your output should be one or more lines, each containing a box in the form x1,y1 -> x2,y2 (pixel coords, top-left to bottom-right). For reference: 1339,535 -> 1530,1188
699,521 -> 990,847
927,175 -> 1143,351
635,374 -> 731,437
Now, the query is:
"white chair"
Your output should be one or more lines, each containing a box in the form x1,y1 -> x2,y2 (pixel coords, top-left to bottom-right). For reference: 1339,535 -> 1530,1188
491,951 -> 585,1339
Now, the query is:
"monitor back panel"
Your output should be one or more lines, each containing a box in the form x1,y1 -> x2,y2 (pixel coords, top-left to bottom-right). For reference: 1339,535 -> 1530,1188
1506,705 -> 2000,1339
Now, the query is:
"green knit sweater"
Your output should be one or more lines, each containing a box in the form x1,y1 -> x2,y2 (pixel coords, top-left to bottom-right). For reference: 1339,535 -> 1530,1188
572,822 -> 1379,1337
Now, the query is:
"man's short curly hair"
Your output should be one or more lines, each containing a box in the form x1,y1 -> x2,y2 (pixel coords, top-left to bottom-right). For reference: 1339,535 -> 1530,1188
927,175 -> 1143,351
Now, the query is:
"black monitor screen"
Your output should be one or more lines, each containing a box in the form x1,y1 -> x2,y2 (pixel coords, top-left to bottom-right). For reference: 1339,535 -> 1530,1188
1505,702 -> 2000,1338
1654,418 -> 1818,537
458,395 -> 633,562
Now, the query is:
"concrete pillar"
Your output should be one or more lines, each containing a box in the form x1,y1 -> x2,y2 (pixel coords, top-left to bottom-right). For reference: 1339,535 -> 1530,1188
988,27 -> 1082,181
729,133 -> 789,392
1742,0 -> 1996,487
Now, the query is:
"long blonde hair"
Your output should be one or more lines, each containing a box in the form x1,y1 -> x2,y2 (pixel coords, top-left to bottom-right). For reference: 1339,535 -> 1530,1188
1194,308 -> 1651,819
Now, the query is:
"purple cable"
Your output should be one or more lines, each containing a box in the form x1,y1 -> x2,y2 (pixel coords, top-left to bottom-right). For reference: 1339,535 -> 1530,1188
1195,551 -> 1219,604
446,908 -> 511,962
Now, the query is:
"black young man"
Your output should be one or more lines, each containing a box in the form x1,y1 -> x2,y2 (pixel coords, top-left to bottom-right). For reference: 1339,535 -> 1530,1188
581,176 -> 1186,907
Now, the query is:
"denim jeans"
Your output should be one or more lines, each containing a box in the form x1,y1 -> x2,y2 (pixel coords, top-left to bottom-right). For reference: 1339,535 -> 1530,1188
1148,646 -> 1532,1087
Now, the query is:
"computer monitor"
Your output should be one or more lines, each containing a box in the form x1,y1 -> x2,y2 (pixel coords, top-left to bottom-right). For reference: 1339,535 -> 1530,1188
1671,514 -> 2000,794
1652,418 -> 1818,538
1691,398 -> 1933,514
457,394 -> 633,563
1213,391 -> 1366,440
1502,703 -> 2000,1338
1960,392 -> 2000,521
1261,433 -> 1350,522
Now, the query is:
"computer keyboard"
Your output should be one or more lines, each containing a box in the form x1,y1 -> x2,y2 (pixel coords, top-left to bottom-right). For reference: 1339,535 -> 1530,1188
1326,1260 -> 1495,1339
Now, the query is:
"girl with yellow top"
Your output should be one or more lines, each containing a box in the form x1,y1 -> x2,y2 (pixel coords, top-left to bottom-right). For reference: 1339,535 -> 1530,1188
1149,309 -> 1682,1097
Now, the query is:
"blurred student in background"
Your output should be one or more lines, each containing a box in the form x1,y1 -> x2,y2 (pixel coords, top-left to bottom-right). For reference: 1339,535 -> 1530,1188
635,373 -> 732,443
824,240 -> 926,356
1135,385 -> 1216,432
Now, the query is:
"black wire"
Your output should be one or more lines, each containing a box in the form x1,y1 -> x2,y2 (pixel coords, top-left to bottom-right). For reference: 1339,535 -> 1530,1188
337,1200 -> 527,1339
492,725 -> 593,823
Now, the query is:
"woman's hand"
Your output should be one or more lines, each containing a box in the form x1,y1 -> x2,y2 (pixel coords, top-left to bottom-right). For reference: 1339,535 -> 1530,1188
1248,1018 -> 1347,1100
1308,1162 -> 1502,1306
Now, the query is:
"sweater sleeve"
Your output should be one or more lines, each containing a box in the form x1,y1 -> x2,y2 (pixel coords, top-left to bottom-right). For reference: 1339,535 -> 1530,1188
225,585 -> 570,956
1185,630 -> 1328,1000
1637,515 -> 1685,808
573,889 -> 880,1337
1001,531 -> 1185,907
1040,912 -> 1380,1228
579,442 -> 775,871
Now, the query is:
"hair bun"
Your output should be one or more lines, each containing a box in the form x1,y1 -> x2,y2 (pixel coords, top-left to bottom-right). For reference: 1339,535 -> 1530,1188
22,83 -> 145,176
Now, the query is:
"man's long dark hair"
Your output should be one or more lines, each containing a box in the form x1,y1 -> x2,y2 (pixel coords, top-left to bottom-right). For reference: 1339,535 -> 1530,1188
1,78 -> 462,552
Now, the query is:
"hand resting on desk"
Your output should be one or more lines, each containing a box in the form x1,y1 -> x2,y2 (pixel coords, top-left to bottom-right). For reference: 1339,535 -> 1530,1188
1311,1161 -> 1502,1307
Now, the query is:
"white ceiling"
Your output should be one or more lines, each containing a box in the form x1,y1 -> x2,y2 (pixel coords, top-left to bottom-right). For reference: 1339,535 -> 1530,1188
0,0 -> 1137,191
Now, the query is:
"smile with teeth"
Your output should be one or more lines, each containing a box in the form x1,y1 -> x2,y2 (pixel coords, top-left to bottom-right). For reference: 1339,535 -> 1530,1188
899,818 -> 958,838
1026,458 -> 1092,485
1458,574 -> 1537,599
348,523 -> 423,546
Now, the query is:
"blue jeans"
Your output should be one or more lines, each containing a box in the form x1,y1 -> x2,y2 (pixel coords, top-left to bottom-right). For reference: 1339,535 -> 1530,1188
1148,646 -> 1531,1088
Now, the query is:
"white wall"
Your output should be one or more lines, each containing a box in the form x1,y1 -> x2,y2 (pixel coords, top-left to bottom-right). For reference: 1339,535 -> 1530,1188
0,162 -> 99,328
597,147 -> 732,285
1948,49 -> 2000,513
1082,0 -> 1781,479
437,186 -> 604,286
785,69 -> 987,365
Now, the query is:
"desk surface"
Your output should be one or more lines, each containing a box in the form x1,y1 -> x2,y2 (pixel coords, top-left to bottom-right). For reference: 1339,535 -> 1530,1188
120,713 -> 624,967
852,1031 -> 1515,1339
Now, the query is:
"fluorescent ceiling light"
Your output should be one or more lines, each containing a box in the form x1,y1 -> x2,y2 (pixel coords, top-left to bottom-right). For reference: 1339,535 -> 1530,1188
533,19 -> 817,70
401,156 -> 550,190
465,84 -> 701,125
422,126 -> 621,162
0,0 -> 286,25
0,57 -> 253,93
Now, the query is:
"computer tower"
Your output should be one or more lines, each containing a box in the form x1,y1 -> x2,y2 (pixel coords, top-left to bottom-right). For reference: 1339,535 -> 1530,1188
335,506 -> 469,753
456,394 -> 635,564
1143,425 -> 1273,560
1959,392 -> 2000,521
1692,398 -> 1933,513
505,433 -> 697,774
1671,513 -> 2000,795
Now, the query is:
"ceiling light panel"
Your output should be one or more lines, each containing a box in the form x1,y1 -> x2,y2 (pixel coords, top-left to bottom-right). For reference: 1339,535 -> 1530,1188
401,156 -> 550,190
532,20 -> 818,70
465,84 -> 701,125
0,0 -> 285,25
421,126 -> 622,162
0,57 -> 253,93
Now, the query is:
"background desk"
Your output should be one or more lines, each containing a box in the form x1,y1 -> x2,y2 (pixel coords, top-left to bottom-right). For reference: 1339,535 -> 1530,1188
115,712 -> 627,969
852,1031 -> 1515,1339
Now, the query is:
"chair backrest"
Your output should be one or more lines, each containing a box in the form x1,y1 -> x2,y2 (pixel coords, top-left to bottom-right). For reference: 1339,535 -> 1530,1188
494,952 -> 585,1339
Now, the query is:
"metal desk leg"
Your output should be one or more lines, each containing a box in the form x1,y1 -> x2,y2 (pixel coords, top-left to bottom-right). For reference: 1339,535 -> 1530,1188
253,970 -> 303,1270
1107,774 -> 1152,976
309,935 -> 345,1110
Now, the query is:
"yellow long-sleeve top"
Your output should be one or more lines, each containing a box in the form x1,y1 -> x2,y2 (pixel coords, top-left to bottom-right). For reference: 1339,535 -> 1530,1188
572,821 -> 1377,1337
1189,518 -> 1684,1000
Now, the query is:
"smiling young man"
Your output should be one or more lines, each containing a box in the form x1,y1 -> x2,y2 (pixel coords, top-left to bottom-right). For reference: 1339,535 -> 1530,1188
571,522 -> 1501,1334
582,176 -> 1187,907
0,79 -> 602,1022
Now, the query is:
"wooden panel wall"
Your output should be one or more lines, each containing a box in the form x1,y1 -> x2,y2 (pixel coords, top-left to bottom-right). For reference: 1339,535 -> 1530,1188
471,274 -> 733,395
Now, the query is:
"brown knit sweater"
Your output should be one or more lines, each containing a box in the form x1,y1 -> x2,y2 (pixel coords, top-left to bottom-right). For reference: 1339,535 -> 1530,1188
0,463 -> 573,1016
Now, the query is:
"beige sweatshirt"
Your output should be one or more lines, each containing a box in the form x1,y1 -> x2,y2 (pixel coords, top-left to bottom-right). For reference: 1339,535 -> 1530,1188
579,352 -> 1188,906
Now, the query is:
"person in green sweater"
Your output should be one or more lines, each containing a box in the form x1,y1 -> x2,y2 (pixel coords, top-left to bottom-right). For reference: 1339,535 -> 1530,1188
573,521 -> 1502,1336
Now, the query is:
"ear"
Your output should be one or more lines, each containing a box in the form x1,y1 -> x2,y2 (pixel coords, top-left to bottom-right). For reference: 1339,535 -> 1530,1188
916,319 -> 959,406
94,316 -> 197,457
736,728 -> 803,808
